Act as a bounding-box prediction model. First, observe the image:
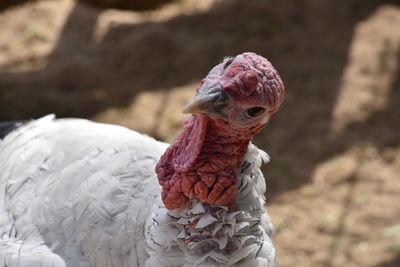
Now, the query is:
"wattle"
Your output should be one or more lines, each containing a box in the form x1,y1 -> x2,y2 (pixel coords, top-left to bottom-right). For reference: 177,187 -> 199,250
156,115 -> 259,210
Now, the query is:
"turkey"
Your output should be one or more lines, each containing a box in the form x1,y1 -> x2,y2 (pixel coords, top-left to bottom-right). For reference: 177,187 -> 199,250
0,52 -> 284,267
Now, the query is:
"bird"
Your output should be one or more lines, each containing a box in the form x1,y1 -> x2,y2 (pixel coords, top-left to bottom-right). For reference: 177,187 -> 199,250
0,52 -> 284,267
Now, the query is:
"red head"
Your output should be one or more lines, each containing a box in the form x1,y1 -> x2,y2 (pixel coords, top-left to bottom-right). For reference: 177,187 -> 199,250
183,52 -> 284,133
157,52 -> 284,210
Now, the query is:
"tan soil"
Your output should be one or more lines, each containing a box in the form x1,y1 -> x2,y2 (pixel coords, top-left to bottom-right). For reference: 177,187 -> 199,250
0,0 -> 399,266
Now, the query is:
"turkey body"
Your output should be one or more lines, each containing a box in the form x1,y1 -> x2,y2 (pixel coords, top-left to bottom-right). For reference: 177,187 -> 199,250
0,115 -> 275,267
0,115 -> 168,267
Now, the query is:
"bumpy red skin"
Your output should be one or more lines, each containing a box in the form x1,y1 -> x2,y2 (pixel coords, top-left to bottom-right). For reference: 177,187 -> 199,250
156,52 -> 284,210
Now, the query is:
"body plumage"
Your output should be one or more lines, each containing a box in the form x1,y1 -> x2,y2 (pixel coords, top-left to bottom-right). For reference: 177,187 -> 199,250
0,52 -> 284,267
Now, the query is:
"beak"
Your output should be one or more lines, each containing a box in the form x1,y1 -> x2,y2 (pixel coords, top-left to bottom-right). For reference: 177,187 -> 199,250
182,84 -> 229,121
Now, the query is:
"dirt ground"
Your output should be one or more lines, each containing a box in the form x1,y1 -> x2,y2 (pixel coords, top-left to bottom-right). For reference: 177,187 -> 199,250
0,0 -> 399,266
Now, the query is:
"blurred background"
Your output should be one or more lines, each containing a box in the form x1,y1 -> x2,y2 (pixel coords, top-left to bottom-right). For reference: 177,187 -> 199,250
0,0 -> 399,266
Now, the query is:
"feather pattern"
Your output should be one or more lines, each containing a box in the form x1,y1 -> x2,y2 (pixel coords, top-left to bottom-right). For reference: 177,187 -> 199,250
0,115 -> 275,267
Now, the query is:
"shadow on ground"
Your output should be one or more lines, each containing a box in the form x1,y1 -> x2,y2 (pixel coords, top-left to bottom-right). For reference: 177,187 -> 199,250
378,253 -> 400,267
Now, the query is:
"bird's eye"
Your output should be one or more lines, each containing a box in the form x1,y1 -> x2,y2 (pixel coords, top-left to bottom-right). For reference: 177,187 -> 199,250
223,58 -> 234,69
246,107 -> 266,117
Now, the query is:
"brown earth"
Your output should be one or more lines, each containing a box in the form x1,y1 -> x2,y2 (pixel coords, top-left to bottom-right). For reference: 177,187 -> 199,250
78,0 -> 176,11
0,0 -> 34,11
0,0 -> 399,266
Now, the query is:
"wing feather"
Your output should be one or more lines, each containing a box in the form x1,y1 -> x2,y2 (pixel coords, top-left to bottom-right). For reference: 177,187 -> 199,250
0,115 -> 168,266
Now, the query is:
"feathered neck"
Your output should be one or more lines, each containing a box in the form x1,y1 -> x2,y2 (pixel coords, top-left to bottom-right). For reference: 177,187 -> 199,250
146,144 -> 274,266
156,114 -> 264,210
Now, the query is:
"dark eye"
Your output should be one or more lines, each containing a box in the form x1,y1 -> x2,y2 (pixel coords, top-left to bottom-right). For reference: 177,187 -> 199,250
246,107 -> 265,117
223,58 -> 234,69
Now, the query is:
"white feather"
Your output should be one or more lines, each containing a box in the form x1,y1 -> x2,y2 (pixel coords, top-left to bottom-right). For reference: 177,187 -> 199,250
0,115 -> 276,267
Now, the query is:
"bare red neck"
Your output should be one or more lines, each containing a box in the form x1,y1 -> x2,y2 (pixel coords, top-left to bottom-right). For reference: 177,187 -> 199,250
156,114 -> 263,210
